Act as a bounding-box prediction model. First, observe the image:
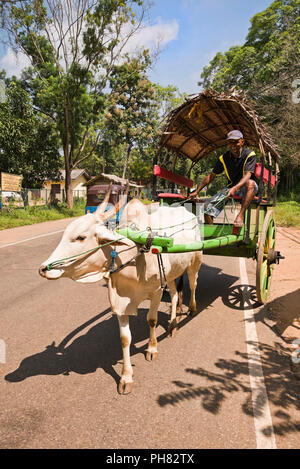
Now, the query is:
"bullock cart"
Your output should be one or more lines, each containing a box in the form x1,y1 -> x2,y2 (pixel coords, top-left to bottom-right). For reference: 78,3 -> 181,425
117,89 -> 284,304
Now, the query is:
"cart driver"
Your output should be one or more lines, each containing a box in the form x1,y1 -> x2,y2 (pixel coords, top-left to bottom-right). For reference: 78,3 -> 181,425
189,130 -> 258,227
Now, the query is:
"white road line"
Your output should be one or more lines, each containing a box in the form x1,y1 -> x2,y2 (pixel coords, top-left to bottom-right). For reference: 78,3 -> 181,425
239,257 -> 277,449
0,230 -> 64,249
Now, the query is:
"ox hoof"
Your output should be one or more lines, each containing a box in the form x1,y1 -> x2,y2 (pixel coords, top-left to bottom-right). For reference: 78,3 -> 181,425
167,320 -> 178,338
146,351 -> 158,362
118,380 -> 134,395
187,308 -> 197,317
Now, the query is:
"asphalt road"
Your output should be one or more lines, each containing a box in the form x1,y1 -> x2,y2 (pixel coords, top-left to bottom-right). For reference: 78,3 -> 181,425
0,219 -> 299,449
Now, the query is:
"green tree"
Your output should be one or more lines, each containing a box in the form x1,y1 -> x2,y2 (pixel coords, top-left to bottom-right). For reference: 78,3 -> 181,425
80,79 -> 187,185
154,83 -> 187,121
104,51 -> 159,179
200,0 -> 300,95
0,0 -> 150,207
198,0 -> 300,193
132,83 -> 186,185
0,79 -> 61,187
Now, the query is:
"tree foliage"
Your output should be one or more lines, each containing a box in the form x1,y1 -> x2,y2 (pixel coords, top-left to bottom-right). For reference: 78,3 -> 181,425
199,0 -> 300,193
79,79 -> 186,185
104,51 -> 158,178
0,78 -> 61,187
0,0 -> 149,207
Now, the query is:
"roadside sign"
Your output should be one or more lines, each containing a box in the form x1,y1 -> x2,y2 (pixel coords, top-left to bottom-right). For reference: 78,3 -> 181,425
1,172 -> 23,191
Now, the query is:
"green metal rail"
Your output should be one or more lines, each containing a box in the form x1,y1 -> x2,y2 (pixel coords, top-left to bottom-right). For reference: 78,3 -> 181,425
116,227 -> 246,254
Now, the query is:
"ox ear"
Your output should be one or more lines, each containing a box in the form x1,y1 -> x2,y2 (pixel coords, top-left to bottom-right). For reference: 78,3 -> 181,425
95,224 -> 132,247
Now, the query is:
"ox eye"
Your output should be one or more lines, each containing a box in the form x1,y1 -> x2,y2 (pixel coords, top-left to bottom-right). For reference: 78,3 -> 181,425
76,235 -> 86,241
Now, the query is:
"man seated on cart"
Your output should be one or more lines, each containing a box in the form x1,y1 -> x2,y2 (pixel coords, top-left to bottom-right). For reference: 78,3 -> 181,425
190,130 -> 258,227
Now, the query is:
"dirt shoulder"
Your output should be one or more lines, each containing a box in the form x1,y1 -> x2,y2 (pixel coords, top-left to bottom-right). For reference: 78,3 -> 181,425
257,226 -> 300,378
264,227 -> 300,342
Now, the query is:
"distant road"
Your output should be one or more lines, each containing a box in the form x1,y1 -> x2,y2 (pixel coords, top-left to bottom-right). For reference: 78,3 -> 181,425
0,217 -> 78,248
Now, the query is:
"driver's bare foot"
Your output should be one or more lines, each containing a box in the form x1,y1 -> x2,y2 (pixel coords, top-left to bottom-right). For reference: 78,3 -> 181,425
233,217 -> 244,227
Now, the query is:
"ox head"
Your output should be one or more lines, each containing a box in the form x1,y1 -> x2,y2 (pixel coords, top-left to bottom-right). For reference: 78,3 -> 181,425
39,183 -> 131,283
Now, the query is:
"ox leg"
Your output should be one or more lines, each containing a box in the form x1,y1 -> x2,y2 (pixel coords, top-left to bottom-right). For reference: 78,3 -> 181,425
146,290 -> 162,361
187,253 -> 202,316
117,315 -> 134,394
167,281 -> 179,338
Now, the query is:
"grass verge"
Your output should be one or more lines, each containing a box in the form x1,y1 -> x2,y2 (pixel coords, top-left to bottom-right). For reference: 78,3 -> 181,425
0,199 -> 86,230
274,201 -> 300,228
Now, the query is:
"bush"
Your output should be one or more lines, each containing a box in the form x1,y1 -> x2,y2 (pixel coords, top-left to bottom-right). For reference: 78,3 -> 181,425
274,201 -> 300,228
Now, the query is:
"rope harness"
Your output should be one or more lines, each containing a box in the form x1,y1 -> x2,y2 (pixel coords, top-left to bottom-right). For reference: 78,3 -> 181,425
108,233 -> 154,275
46,237 -> 127,271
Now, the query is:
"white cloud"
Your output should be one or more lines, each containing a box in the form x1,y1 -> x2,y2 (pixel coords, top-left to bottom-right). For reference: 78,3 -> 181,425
0,48 -> 31,77
123,18 -> 179,55
0,17 -> 179,78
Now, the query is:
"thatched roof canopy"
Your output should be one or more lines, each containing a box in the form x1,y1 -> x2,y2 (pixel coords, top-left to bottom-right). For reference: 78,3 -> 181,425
159,89 -> 279,163
85,173 -> 144,188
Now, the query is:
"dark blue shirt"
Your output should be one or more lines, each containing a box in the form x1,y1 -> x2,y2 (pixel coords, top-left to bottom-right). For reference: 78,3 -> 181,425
213,147 -> 257,187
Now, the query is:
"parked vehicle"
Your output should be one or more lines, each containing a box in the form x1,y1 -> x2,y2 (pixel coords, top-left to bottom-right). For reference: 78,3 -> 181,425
85,183 -> 128,225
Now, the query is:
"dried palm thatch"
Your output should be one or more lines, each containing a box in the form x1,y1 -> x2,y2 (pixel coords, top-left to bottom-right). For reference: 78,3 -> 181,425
159,88 -> 280,163
85,173 -> 144,188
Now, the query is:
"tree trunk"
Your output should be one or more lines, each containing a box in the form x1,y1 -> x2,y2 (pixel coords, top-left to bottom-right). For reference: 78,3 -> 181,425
64,166 -> 73,209
64,143 -> 74,210
122,143 -> 132,180
63,107 -> 74,210
65,174 -> 73,209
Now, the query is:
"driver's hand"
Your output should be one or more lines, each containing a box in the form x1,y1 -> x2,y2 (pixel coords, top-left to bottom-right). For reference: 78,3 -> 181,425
189,191 -> 198,199
226,187 -> 237,198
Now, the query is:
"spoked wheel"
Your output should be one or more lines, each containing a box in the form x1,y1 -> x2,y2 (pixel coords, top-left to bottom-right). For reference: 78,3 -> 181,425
256,210 -> 276,304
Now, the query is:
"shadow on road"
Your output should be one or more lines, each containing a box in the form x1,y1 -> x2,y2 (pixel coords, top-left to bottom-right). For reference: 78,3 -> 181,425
184,262 -> 239,313
222,284 -> 262,310
5,263 -> 239,393
251,288 -> 300,342
5,308 -> 120,383
157,340 -> 300,438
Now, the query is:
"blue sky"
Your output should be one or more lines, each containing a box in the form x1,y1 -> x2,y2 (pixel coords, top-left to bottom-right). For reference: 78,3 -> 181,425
147,0 -> 273,94
0,0 -> 273,94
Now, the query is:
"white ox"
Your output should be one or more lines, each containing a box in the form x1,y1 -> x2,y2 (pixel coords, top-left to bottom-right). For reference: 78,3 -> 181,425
39,189 -> 202,393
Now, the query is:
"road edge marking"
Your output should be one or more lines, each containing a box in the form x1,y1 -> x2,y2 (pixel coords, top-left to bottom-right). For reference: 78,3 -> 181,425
0,230 -> 64,249
239,257 -> 277,449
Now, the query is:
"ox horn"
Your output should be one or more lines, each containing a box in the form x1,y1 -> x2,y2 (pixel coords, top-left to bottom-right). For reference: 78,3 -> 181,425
95,182 -> 113,219
103,181 -> 129,221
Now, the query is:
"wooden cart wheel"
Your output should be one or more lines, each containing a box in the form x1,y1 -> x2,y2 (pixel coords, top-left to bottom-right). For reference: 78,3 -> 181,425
256,210 -> 276,304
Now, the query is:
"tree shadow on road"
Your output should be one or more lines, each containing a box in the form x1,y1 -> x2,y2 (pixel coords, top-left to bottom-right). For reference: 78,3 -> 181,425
249,288 -> 300,342
157,340 -> 300,438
